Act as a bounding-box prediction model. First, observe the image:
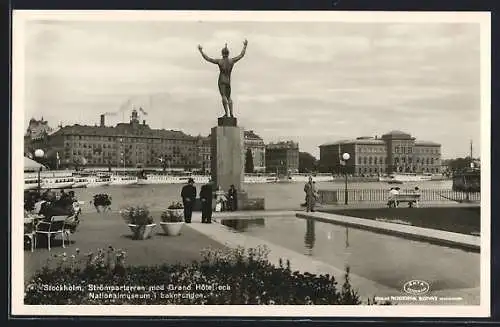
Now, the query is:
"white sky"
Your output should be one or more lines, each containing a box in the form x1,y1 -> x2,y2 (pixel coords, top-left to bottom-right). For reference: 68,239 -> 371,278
23,19 -> 482,159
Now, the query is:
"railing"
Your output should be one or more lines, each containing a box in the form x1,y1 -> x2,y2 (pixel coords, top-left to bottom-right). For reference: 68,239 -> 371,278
318,189 -> 480,204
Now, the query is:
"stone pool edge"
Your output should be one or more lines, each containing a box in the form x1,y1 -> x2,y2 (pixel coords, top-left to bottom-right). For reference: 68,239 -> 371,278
296,212 -> 480,253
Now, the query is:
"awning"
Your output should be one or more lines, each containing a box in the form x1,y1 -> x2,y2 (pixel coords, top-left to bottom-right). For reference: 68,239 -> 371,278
24,157 -> 48,172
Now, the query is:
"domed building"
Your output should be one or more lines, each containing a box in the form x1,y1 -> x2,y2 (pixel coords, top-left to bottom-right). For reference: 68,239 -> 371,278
319,131 -> 441,175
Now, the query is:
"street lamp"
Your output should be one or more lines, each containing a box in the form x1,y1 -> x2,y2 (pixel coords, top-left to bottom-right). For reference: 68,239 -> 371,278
34,149 -> 45,195
342,152 -> 350,205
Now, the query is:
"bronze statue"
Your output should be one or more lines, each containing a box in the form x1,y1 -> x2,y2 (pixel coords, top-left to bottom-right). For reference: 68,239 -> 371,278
198,40 -> 248,118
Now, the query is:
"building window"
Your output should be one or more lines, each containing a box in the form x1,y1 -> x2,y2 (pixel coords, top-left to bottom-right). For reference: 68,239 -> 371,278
368,157 -> 372,164
363,157 -> 367,165
374,157 -> 377,164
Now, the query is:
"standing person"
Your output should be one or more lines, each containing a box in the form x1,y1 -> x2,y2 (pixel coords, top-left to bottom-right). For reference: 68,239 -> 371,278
304,176 -> 317,212
200,180 -> 213,223
227,184 -> 238,211
181,178 -> 196,223
412,186 -> 420,208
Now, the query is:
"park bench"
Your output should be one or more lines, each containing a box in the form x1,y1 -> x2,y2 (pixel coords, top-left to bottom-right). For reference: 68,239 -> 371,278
387,193 -> 421,208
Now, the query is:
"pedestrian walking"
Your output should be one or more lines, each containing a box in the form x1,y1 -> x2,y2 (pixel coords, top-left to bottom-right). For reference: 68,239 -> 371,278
304,176 -> 318,212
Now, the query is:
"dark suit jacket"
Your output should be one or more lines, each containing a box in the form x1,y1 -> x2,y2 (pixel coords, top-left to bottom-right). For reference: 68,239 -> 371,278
200,184 -> 213,204
181,184 -> 196,202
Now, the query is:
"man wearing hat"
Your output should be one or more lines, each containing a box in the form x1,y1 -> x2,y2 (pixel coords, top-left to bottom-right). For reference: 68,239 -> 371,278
181,178 -> 196,223
199,179 -> 214,223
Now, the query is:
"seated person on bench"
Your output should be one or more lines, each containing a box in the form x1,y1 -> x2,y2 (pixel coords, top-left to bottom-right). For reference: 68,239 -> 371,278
387,187 -> 400,208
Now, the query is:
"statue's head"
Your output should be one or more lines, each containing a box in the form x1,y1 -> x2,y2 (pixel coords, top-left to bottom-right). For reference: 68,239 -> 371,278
221,43 -> 229,57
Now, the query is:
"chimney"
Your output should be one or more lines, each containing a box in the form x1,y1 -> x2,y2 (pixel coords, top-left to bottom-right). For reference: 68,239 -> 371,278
100,114 -> 105,127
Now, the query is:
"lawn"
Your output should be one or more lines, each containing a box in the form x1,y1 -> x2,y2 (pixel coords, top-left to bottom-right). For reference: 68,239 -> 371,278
319,206 -> 480,235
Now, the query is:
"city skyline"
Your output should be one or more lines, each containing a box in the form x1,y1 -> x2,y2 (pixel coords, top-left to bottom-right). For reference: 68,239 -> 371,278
23,17 -> 482,159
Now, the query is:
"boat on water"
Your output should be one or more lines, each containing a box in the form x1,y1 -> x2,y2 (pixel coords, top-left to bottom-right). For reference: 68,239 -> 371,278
24,177 -> 40,190
72,177 -> 90,188
244,174 -> 278,184
137,170 -> 211,185
379,173 -> 433,183
109,175 -> 138,186
41,176 -> 76,189
86,175 -> 112,187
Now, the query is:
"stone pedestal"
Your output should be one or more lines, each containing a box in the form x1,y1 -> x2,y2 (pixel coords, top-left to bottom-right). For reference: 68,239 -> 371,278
218,116 -> 237,127
211,118 -> 244,192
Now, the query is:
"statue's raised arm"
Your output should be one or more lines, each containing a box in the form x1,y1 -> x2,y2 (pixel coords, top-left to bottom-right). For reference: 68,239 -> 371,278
198,45 -> 218,64
232,39 -> 248,63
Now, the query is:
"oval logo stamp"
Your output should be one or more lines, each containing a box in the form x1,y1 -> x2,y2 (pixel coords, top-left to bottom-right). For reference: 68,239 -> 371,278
403,280 -> 430,295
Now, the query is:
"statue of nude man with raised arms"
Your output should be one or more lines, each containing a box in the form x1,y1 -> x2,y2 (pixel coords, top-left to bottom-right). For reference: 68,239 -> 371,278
198,39 -> 248,118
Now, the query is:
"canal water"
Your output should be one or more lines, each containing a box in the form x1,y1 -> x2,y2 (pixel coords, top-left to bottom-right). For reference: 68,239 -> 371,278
218,216 -> 480,293
71,180 -> 454,212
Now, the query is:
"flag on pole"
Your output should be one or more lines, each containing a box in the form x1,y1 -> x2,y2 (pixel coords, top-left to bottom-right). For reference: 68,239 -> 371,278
139,107 -> 148,116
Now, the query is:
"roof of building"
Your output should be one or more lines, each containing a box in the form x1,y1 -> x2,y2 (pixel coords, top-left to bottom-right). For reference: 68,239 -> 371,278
415,140 -> 441,146
266,141 -> 299,149
244,130 -> 263,140
382,130 -> 411,137
26,118 -> 54,139
51,123 -> 196,140
320,138 -> 385,147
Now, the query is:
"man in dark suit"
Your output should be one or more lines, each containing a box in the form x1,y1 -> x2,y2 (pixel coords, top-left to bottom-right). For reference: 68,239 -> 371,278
181,178 -> 196,223
199,180 -> 213,223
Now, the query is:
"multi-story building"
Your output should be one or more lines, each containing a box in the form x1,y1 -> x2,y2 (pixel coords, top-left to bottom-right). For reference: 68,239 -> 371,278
244,130 -> 266,172
43,110 -> 202,169
265,141 -> 299,175
319,130 -> 441,175
196,135 -> 211,173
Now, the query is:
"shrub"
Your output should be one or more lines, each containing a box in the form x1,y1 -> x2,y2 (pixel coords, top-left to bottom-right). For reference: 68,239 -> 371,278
120,206 -> 154,225
24,245 -> 371,305
93,194 -> 112,207
161,209 -> 184,223
167,201 -> 183,210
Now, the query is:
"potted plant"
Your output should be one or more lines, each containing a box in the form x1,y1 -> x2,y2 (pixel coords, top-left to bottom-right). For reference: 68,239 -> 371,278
160,202 -> 184,236
93,194 -> 112,213
120,206 -> 156,240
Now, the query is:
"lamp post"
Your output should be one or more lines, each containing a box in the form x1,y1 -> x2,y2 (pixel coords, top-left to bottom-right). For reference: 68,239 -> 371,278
342,152 -> 350,205
34,149 -> 45,195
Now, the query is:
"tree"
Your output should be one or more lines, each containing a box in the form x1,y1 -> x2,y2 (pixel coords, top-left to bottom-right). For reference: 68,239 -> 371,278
245,148 -> 254,173
299,152 -> 318,173
72,155 -> 87,171
446,156 -> 475,173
